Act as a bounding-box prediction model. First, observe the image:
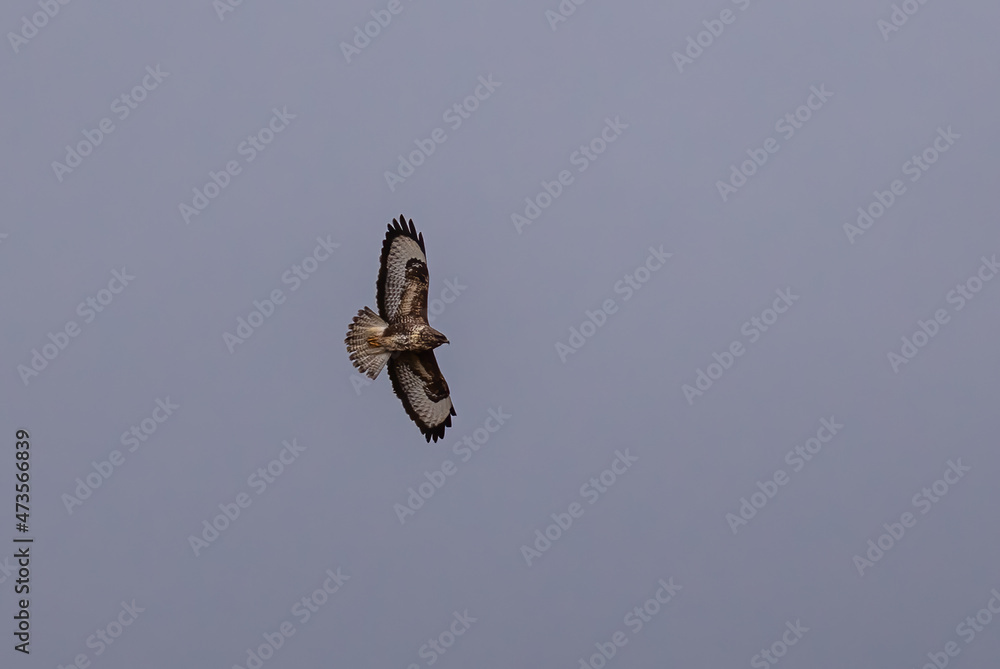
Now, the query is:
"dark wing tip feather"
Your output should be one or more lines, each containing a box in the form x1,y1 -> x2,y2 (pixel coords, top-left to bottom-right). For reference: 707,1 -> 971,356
386,214 -> 425,254
422,408 -> 454,443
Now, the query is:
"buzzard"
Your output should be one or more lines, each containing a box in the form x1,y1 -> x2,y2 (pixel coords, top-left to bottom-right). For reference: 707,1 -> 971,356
345,215 -> 456,442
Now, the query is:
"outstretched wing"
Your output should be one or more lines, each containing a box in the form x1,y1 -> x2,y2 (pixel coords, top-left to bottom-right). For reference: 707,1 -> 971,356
387,351 -> 456,443
377,215 -> 429,324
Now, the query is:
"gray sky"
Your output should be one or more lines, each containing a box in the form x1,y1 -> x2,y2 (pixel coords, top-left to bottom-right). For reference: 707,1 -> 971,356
3,0 -> 1000,667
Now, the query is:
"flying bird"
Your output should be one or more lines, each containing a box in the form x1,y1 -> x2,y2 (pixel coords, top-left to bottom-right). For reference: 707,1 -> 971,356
345,215 -> 456,442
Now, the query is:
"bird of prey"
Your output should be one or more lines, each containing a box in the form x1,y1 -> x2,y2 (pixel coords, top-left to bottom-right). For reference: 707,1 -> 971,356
345,215 -> 456,442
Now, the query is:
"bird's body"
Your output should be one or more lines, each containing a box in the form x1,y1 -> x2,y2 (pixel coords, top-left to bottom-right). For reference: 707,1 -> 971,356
345,216 -> 456,442
376,321 -> 448,351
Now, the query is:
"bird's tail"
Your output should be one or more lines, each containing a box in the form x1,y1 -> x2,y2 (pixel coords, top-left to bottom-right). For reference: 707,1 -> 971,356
345,307 -> 391,379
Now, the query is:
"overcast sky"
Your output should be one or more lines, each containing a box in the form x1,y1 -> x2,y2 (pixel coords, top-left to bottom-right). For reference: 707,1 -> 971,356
2,1 -> 1000,667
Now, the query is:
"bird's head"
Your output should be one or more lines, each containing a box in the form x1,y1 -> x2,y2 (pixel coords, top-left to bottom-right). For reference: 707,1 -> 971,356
425,326 -> 449,349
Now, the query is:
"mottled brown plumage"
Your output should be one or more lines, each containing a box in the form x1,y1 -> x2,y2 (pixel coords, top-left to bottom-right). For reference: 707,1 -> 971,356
345,215 -> 455,442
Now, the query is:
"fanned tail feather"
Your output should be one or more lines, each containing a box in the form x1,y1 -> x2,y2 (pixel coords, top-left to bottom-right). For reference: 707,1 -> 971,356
345,307 -> 391,379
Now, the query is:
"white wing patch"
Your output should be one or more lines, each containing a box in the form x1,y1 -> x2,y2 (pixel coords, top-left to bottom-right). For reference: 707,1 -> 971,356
387,352 -> 455,443
381,235 -> 425,322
